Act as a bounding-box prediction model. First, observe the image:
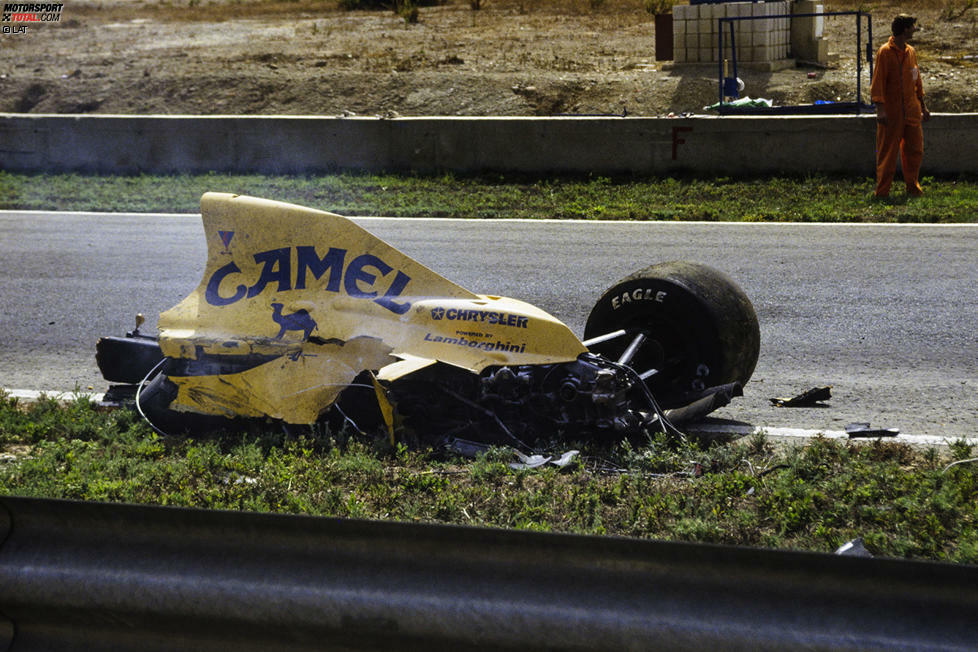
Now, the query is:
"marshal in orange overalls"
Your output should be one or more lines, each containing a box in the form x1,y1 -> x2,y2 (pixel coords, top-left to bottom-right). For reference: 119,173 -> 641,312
871,36 -> 927,197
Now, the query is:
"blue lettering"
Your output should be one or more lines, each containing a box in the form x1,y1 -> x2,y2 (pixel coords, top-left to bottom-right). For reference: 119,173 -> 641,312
247,248 -> 291,298
434,307 -> 529,328
202,245 -> 412,314
423,332 -> 527,354
295,246 -> 345,292
344,254 -> 390,299
375,270 -> 412,315
205,262 -> 247,306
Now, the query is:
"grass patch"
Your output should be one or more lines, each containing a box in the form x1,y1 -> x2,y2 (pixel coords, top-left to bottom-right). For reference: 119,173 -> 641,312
1,171 -> 977,222
3,393 -> 977,562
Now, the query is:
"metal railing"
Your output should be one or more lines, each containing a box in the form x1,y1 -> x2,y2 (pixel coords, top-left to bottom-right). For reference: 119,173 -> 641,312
2,496 -> 977,650
717,11 -> 875,114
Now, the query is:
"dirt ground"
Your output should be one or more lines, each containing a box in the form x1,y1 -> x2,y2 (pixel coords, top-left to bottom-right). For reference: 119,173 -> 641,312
0,0 -> 975,117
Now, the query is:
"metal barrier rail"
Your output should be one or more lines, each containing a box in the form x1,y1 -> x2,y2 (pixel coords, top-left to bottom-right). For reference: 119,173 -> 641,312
1,496 -> 976,650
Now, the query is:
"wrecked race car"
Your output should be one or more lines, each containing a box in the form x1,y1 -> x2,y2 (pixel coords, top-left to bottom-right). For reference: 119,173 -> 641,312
96,193 -> 760,449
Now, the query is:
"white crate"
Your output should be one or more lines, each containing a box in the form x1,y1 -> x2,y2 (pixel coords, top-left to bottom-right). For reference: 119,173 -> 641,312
729,2 -> 751,17
673,3 -> 693,20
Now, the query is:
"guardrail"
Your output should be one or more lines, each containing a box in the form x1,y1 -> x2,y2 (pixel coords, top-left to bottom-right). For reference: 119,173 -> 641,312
1,496 -> 977,650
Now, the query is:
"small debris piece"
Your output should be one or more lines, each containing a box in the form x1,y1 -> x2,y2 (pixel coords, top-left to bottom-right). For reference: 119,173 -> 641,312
835,538 -> 873,557
510,453 -> 551,470
444,439 -> 580,471
757,464 -> 790,478
510,449 -> 580,471
845,423 -> 899,438
550,450 -> 580,469
942,458 -> 978,473
443,437 -> 492,458
770,386 -> 832,407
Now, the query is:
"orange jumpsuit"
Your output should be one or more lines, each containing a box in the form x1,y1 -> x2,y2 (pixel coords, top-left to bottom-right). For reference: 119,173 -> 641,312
871,36 -> 925,197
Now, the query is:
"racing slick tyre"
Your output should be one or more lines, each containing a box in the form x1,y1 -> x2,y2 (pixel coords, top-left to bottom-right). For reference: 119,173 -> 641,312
584,261 -> 760,409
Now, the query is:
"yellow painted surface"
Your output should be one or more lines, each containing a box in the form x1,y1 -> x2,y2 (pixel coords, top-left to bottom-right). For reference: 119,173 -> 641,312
371,374 -> 397,444
168,337 -> 395,423
158,193 -> 586,423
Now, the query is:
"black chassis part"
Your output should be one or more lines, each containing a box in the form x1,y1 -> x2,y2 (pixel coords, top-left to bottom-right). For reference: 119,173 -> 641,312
96,334 -> 164,385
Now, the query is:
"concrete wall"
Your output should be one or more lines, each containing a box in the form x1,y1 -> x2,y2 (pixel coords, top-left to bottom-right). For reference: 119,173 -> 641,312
1,113 -> 975,177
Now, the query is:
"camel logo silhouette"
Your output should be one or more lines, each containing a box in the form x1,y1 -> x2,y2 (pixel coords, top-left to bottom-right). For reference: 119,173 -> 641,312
270,303 -> 318,341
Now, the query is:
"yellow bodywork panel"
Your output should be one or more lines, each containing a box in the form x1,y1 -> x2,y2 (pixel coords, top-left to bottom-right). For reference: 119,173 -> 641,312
371,374 -> 397,445
158,193 -> 587,424
167,337 -> 396,423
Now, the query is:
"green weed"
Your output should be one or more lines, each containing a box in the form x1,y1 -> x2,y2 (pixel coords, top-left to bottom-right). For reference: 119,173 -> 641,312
1,171 -> 976,222
2,396 -> 977,562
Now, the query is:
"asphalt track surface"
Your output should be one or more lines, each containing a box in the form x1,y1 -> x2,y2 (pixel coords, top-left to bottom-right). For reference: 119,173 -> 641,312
1,211 -> 976,439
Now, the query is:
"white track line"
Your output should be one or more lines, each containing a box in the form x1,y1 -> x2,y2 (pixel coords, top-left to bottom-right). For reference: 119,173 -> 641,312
2,210 -> 978,228
688,423 -> 978,448
5,388 -> 105,402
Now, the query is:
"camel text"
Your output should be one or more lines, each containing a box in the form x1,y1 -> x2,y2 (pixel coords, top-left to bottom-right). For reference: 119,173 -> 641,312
205,245 -> 412,315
